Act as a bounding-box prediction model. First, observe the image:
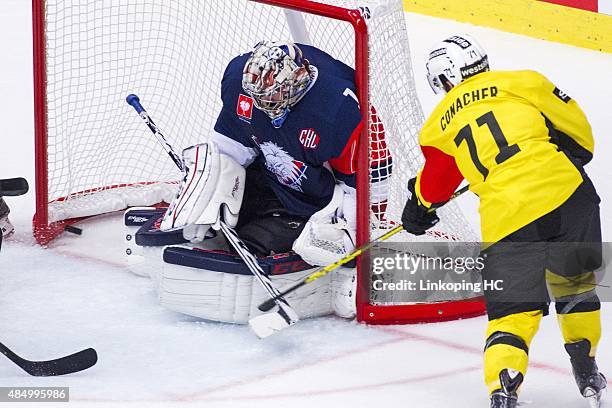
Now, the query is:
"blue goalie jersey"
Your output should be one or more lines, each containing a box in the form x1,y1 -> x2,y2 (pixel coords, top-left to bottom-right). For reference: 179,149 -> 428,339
214,44 -> 363,217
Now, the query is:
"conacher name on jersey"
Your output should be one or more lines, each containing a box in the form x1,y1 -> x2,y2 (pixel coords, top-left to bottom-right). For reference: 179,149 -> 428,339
440,86 -> 498,130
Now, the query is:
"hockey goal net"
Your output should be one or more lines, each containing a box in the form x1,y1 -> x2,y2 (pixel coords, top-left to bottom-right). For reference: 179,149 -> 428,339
33,0 -> 485,323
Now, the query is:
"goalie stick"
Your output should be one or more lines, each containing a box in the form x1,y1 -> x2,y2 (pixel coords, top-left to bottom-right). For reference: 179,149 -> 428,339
0,177 -> 28,196
0,341 -> 97,376
258,185 -> 470,312
126,94 -> 185,173
126,94 -> 299,338
219,221 -> 299,338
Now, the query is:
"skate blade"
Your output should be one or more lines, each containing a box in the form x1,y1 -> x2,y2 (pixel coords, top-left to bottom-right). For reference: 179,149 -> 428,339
584,387 -> 603,408
586,396 -> 600,408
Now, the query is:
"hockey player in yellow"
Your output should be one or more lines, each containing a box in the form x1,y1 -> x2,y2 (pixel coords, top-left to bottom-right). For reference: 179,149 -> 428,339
401,34 -> 606,407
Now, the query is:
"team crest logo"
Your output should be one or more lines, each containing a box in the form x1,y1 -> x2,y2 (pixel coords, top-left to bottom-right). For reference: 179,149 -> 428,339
258,141 -> 308,192
237,94 -> 254,120
299,128 -> 320,149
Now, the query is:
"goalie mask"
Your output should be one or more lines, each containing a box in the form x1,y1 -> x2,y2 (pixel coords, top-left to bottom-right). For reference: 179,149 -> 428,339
426,34 -> 489,94
242,41 -> 314,125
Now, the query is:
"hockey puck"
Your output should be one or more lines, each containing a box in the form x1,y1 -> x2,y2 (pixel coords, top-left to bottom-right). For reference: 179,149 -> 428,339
64,225 -> 83,235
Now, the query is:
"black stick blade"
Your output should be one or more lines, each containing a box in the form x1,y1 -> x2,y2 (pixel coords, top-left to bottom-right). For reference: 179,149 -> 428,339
24,348 -> 98,377
1,343 -> 97,376
258,298 -> 277,312
0,177 -> 29,197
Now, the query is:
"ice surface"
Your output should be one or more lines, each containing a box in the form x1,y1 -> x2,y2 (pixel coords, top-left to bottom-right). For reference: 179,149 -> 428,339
0,1 -> 611,407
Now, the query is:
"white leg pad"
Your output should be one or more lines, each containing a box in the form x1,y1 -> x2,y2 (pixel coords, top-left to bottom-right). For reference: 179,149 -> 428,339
331,267 -> 357,319
158,247 -> 339,324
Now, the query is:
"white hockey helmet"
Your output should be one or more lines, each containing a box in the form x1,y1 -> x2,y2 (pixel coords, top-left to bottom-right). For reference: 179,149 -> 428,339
242,41 -> 312,120
426,34 -> 489,94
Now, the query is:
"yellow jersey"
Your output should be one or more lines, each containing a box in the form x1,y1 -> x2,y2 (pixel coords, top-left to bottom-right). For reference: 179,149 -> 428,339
416,70 -> 594,243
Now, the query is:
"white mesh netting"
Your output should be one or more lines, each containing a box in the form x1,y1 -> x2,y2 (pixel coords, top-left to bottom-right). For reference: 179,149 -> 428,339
41,0 -> 475,234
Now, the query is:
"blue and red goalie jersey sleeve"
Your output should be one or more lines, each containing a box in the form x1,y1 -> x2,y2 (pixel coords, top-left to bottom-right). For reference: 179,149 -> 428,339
329,106 -> 392,203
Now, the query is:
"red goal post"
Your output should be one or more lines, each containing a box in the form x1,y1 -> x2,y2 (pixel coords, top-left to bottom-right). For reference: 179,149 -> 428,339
32,0 -> 485,324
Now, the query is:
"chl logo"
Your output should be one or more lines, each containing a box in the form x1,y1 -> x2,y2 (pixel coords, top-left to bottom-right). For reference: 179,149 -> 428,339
299,128 -> 320,149
237,94 -> 254,120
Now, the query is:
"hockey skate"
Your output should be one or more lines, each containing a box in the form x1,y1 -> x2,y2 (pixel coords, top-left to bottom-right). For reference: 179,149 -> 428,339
490,369 -> 523,408
565,340 -> 607,408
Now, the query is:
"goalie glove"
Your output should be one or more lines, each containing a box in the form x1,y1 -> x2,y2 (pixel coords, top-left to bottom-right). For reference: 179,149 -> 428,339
401,177 -> 439,236
293,184 -> 356,266
161,142 -> 246,242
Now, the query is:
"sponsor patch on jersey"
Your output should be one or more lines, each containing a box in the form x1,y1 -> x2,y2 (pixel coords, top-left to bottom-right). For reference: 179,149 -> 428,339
237,94 -> 254,120
298,128 -> 320,149
553,87 -> 572,103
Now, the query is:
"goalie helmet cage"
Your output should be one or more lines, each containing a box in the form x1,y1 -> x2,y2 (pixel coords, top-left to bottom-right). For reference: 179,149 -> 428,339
32,0 -> 485,324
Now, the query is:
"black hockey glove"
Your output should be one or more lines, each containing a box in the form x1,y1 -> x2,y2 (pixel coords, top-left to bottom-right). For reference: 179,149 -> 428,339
401,177 -> 439,236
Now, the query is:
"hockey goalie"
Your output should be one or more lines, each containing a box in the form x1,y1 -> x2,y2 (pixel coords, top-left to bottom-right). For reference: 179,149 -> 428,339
126,41 -> 390,324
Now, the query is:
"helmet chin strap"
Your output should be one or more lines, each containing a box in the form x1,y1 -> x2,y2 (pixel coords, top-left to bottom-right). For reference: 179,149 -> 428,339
442,78 -> 455,93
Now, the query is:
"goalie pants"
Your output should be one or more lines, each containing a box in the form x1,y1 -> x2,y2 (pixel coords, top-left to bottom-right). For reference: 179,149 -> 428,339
234,163 -> 307,257
481,176 -> 602,394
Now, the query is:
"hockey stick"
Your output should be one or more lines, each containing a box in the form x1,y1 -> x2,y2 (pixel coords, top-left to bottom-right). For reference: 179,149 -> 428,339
126,95 -> 299,338
258,184 -> 470,312
126,94 -> 185,173
0,177 -> 29,197
0,341 -> 97,376
219,221 -> 299,338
